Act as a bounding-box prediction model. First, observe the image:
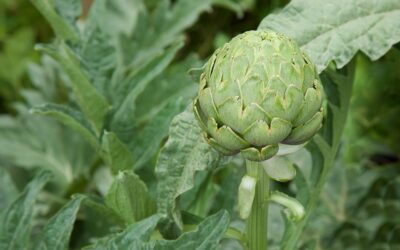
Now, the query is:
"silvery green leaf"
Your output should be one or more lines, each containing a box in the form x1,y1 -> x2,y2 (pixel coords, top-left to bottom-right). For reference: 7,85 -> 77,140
119,0 -> 212,69
154,210 -> 230,250
259,0 -> 400,72
36,43 -> 110,134
31,103 -> 98,148
0,169 -> 19,219
133,55 -> 201,126
155,108 -> 220,219
131,99 -> 188,170
0,171 -> 51,250
83,214 -> 161,249
105,170 -> 156,224
33,195 -> 85,250
263,156 -> 296,182
86,0 -> 144,37
100,131 -> 133,174
110,41 -> 183,138
54,0 -> 82,27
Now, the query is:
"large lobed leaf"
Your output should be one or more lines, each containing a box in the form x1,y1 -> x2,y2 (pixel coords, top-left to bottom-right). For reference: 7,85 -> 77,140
155,108 -> 220,220
0,169 -> 19,219
0,171 -> 51,250
100,132 -> 134,174
154,210 -> 230,250
105,170 -> 156,224
84,210 -> 229,250
31,103 -> 98,148
0,56 -> 96,185
259,0 -> 400,72
33,195 -> 85,250
83,214 -> 161,250
36,43 -> 110,134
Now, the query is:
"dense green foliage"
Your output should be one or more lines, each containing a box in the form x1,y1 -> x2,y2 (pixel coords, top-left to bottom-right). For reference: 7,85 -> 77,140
0,0 -> 399,249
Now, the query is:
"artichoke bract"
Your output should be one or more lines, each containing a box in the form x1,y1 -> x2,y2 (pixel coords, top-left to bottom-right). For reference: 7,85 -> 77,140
193,30 -> 324,161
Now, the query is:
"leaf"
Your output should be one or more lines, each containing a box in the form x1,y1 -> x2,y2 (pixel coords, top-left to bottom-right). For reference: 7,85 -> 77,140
131,98 -> 188,169
280,65 -> 356,250
110,41 -> 183,138
31,103 -> 98,148
105,170 -> 156,224
54,0 -> 82,27
212,0 -> 253,17
119,0 -> 212,69
36,43 -> 110,134
0,168 -> 19,219
154,210 -> 230,250
83,214 -> 161,249
81,195 -> 125,226
259,0 -> 400,72
133,55 -> 201,125
100,131 -> 133,174
33,195 -> 85,250
30,0 -> 79,42
85,0 -> 143,37
0,171 -> 51,250
155,108 -> 220,219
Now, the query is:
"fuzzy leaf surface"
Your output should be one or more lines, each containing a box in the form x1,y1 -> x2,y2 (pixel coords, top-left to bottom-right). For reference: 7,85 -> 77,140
0,171 -> 51,250
33,195 -> 85,250
155,108 -> 220,218
105,170 -> 156,224
259,0 -> 400,72
31,103 -> 98,148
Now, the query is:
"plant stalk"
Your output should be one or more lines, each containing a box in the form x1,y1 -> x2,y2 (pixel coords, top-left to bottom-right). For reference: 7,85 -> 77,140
245,160 -> 269,250
282,64 -> 356,249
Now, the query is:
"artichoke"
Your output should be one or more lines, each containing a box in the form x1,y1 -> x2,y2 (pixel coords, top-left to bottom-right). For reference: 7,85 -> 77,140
193,30 -> 324,161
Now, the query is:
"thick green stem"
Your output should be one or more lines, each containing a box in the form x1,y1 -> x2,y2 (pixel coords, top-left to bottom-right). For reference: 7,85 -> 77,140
246,160 -> 269,250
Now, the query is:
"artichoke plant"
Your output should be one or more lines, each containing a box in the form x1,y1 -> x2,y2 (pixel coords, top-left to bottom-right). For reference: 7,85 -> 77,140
194,30 -> 324,161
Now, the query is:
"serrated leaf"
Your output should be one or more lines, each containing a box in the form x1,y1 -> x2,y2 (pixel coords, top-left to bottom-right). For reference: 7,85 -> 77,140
33,195 -> 85,250
263,156 -> 296,182
30,0 -> 79,42
83,214 -> 161,250
259,0 -> 400,72
134,55 -> 201,125
82,195 -> 124,226
85,0 -> 143,37
120,0 -> 212,69
0,171 -> 51,250
154,210 -> 230,250
31,103 -> 98,148
100,132 -> 133,174
131,98 -> 188,169
155,108 -> 220,219
54,0 -> 82,27
111,41 -> 183,138
36,43 -> 110,134
105,170 -> 156,224
0,169 -> 19,219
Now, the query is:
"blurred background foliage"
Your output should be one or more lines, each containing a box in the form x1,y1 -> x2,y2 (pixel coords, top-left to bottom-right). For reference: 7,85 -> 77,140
0,0 -> 398,249
0,0 -> 52,113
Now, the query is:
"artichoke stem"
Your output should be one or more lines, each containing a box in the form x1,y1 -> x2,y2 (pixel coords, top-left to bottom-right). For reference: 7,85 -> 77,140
245,160 -> 269,250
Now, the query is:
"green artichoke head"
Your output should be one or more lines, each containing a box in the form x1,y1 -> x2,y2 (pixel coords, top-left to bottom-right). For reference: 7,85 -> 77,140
193,30 -> 324,161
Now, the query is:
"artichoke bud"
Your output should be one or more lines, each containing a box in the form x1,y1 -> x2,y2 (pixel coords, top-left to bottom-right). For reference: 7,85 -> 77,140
193,30 -> 324,161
